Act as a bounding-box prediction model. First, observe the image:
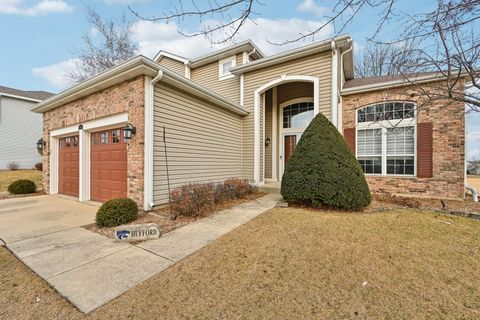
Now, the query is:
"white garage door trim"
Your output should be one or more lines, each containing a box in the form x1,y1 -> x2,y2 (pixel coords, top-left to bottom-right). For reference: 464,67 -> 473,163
49,113 -> 128,201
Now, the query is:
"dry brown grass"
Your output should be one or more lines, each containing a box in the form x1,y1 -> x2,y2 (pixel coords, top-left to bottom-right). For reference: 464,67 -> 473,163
1,208 -> 479,319
467,176 -> 480,191
0,169 -> 42,192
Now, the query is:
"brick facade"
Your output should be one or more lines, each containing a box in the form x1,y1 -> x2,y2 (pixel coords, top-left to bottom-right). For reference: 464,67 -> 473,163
42,76 -> 145,206
342,81 -> 465,199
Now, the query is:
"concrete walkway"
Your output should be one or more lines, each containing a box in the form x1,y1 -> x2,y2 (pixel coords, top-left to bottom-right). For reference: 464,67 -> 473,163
4,194 -> 280,314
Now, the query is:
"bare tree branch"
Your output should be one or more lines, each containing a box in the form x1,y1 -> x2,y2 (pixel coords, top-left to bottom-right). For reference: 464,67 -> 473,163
68,6 -> 137,84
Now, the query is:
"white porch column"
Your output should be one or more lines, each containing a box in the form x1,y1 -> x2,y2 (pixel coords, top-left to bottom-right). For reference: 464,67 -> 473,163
272,87 -> 278,181
78,129 -> 90,201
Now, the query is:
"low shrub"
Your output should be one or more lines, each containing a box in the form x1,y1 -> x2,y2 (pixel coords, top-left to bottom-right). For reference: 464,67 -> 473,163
170,183 -> 215,217
7,162 -> 19,171
223,178 -> 255,199
171,179 -> 256,217
8,179 -> 37,194
95,198 -> 138,227
35,162 -> 43,171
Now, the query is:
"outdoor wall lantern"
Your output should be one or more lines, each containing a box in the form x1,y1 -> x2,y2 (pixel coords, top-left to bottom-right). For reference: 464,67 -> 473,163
36,138 -> 46,155
123,123 -> 136,141
265,137 -> 271,146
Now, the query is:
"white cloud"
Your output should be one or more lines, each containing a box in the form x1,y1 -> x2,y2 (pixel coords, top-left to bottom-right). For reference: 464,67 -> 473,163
34,17 -> 334,89
0,0 -> 73,16
132,17 -> 334,58
104,0 -> 148,4
32,58 -> 79,89
297,0 -> 328,16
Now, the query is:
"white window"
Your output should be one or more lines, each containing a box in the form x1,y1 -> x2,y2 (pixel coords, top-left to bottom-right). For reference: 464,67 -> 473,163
356,102 -> 416,176
219,55 -> 236,80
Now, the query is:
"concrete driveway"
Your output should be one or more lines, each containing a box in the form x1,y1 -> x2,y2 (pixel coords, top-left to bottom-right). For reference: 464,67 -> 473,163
0,195 -> 97,243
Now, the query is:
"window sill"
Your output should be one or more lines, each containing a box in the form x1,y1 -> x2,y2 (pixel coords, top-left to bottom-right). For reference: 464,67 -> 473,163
219,74 -> 235,81
365,174 -> 417,179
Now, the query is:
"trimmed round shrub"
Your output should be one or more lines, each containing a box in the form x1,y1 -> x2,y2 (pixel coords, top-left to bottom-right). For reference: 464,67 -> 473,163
281,112 -> 371,210
8,179 -> 37,194
95,198 -> 138,227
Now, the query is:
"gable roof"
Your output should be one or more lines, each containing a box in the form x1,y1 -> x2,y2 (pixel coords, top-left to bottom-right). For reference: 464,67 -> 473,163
31,55 -> 248,116
153,40 -> 265,68
230,35 -> 352,75
154,51 -> 190,64
0,85 -> 53,102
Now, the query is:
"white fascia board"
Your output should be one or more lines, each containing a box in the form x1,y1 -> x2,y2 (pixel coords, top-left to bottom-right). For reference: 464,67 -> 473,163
340,74 -> 464,96
154,50 -> 190,64
31,56 -> 159,113
230,35 -> 351,75
188,40 -> 265,68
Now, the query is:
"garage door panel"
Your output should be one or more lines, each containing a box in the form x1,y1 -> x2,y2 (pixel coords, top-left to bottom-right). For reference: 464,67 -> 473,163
90,128 -> 127,202
58,135 -> 79,197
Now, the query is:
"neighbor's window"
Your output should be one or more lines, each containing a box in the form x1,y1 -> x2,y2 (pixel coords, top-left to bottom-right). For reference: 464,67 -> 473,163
356,102 -> 416,176
219,56 -> 236,79
283,102 -> 314,129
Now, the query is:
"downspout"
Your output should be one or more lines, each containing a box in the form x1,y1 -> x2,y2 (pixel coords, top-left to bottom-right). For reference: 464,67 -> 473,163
144,69 -> 164,211
465,184 -> 478,202
331,40 -> 338,128
338,41 -> 353,133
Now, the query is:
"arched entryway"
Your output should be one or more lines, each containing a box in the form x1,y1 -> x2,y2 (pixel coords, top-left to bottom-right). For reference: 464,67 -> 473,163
253,75 -> 320,185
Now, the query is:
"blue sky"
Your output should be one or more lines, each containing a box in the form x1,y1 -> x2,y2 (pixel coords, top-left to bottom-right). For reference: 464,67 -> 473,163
0,0 -> 478,159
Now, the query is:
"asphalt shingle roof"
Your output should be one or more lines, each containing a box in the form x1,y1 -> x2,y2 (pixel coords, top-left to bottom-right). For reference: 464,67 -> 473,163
0,85 -> 54,101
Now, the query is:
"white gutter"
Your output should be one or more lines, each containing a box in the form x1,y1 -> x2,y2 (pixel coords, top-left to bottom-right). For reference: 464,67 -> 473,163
144,70 -> 164,211
31,55 -> 248,116
341,72 -> 469,95
231,35 -> 351,75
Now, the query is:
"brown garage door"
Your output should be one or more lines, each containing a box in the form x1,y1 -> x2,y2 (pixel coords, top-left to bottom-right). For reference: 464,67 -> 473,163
90,128 -> 127,202
59,135 -> 79,197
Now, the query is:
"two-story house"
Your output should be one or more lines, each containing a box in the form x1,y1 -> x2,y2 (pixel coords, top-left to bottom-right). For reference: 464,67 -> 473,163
0,85 -> 52,169
31,35 -> 466,210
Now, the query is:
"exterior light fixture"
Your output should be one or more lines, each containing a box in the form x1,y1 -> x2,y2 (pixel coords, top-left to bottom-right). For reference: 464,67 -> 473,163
265,137 -> 271,146
123,123 -> 136,141
36,138 -> 46,155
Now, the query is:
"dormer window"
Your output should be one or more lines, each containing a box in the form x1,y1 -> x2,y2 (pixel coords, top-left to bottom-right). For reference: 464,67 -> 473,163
219,55 -> 236,80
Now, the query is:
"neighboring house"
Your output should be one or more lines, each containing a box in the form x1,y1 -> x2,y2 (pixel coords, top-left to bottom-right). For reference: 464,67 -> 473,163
31,35 -> 467,210
0,86 -> 53,170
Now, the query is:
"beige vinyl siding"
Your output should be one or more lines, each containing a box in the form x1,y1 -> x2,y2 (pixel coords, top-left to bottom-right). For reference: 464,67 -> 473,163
157,56 -> 185,76
189,54 -> 243,104
264,90 -> 273,179
277,82 -> 314,105
153,82 -> 243,204
242,51 -> 332,181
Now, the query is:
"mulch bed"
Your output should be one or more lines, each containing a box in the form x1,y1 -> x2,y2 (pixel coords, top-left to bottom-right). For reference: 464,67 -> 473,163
84,192 -> 266,239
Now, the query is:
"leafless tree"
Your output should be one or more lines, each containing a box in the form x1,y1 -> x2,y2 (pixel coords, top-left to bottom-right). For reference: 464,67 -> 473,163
68,7 -> 138,84
130,0 -> 479,110
354,41 -> 424,77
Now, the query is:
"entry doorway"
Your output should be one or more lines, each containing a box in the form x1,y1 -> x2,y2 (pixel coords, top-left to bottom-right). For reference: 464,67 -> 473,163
280,132 -> 302,177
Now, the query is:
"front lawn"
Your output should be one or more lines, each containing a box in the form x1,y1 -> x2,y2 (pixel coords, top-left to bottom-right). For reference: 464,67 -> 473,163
0,170 -> 42,192
1,207 -> 479,318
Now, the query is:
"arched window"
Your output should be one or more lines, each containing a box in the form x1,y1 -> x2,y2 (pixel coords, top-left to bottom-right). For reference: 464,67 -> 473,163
356,102 -> 416,176
282,102 -> 314,129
